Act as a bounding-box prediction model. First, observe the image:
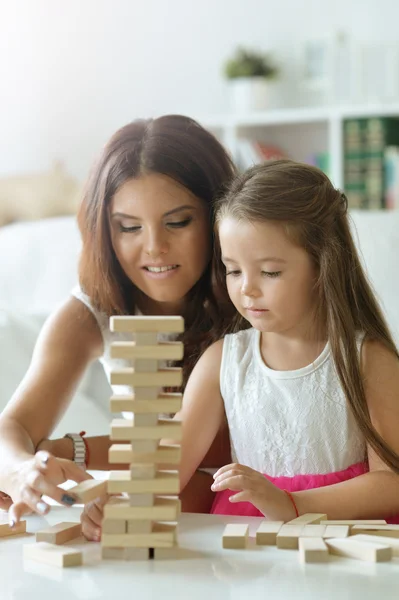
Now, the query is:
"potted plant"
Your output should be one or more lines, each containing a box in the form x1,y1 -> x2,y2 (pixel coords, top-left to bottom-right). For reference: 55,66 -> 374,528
224,47 -> 279,112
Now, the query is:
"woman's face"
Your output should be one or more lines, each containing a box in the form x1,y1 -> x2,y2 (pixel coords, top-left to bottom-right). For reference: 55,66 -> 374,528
109,173 -> 211,314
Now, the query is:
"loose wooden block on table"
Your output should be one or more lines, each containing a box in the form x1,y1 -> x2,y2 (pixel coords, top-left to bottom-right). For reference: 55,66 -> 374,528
24,542 -> 82,567
110,315 -> 184,333
287,514 -> 327,525
110,368 -> 182,388
110,418 -> 182,441
108,470 -> 179,494
300,525 -> 326,538
104,497 -> 180,521
67,479 -> 108,504
0,520 -> 26,538
276,525 -> 304,549
326,537 -> 392,562
110,394 -> 182,415
109,443 -> 181,465
323,525 -> 350,539
222,524 -> 249,549
351,534 -> 399,557
256,521 -> 284,545
111,341 -> 184,361
298,537 -> 329,563
350,524 -> 399,538
36,522 -> 81,544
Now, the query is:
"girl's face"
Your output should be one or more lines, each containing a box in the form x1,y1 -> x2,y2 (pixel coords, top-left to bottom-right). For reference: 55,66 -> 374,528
218,217 -> 318,337
110,174 -> 211,313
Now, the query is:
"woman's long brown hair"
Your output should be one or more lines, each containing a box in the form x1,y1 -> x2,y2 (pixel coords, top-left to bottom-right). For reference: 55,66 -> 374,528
213,159 -> 399,472
77,114 -> 237,386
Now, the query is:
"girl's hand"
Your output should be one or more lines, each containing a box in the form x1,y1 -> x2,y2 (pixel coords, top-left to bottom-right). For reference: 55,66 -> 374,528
7,450 -> 92,526
81,494 -> 121,541
211,463 -> 295,521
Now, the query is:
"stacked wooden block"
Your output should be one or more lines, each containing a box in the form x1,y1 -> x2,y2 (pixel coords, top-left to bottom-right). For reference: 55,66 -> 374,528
223,515 -> 399,563
101,316 -> 184,561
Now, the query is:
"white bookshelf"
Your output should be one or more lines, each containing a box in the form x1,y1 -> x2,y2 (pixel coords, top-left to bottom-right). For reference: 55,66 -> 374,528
198,103 -> 399,190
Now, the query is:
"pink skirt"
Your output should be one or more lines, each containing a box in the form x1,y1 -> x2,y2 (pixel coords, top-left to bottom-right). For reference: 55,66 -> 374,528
210,462 -> 399,524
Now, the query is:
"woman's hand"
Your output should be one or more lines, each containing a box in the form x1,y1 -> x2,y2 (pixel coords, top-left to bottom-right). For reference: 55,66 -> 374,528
7,450 -> 92,526
211,463 -> 295,521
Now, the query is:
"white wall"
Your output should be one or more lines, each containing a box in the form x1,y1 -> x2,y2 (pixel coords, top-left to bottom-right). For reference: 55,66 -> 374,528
1,0 -> 399,180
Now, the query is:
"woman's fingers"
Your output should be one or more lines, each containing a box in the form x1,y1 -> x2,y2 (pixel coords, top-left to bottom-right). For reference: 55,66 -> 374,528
81,496 -> 108,541
25,470 -> 78,508
9,495 -> 46,526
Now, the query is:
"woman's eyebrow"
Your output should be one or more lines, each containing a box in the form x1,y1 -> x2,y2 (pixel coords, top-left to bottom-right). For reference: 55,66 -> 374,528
111,205 -> 197,220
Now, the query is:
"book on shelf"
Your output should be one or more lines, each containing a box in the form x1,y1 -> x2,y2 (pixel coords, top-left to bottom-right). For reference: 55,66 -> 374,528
236,140 -> 286,171
344,117 -> 399,209
384,146 -> 399,210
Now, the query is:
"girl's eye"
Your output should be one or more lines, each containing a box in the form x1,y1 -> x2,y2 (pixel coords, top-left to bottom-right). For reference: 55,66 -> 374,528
226,270 -> 241,277
119,224 -> 141,233
167,218 -> 192,228
262,271 -> 281,278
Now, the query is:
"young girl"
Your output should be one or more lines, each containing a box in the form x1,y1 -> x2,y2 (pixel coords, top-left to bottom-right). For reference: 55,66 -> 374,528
80,159 -> 399,539
0,114 -> 235,526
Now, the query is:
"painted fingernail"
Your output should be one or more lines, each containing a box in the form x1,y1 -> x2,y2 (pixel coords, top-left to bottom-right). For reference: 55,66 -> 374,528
9,519 -> 15,528
61,494 -> 77,506
37,501 -> 48,514
41,456 -> 49,466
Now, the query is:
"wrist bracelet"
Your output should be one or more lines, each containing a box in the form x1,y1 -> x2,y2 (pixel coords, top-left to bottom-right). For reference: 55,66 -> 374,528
283,489 -> 299,518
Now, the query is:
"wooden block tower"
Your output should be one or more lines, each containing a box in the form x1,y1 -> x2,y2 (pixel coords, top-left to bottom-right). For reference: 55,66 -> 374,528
101,315 -> 184,561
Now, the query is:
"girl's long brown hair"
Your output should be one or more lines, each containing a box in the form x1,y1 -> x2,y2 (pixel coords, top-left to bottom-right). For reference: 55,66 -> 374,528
213,159 -> 399,472
77,115 -> 236,386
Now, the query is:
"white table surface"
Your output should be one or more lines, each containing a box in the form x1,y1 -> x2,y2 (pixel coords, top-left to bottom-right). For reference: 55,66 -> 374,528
1,506 -> 399,600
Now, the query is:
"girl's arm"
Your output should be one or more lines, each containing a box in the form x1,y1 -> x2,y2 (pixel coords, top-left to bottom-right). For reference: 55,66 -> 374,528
163,339 -> 226,492
292,339 -> 399,519
0,297 -> 103,515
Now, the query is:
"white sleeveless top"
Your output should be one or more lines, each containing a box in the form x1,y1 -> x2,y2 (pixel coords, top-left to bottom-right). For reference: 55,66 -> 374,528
71,285 -> 177,397
220,328 -> 366,477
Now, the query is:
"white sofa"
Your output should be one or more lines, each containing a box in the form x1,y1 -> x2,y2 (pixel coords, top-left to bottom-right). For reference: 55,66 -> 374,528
0,212 -> 398,437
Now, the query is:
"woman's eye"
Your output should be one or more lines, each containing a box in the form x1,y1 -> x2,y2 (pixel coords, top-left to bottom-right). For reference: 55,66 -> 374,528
262,271 -> 281,278
119,224 -> 141,233
167,218 -> 192,228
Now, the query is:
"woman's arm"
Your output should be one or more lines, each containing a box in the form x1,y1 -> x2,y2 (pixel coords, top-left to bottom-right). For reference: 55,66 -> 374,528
292,339 -> 399,519
0,297 -> 103,510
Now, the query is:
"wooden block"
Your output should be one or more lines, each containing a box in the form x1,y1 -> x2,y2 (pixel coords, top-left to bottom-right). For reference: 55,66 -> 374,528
130,440 -> 159,454
326,537 -> 392,562
351,534 -> 399,557
110,368 -> 182,388
127,520 -> 152,534
323,525 -> 350,539
110,418 -> 182,441
131,387 -> 160,400
102,523 -> 175,548
0,520 -> 27,538
108,471 -> 179,495
109,443 -> 181,465
154,544 -> 179,560
128,494 -> 155,507
320,520 -> 386,526
111,341 -> 184,361
102,519 -> 127,534
124,547 -> 150,561
299,537 -> 329,563
110,394 -> 182,415
110,316 -> 184,334
132,413 -> 158,427
134,359 -> 158,373
300,525 -> 326,538
350,525 -> 399,538
23,542 -> 82,567
104,497 -> 180,521
276,525 -> 304,549
67,479 -> 107,504
130,463 -> 157,479
134,332 -> 158,345
222,524 -> 249,549
101,547 -> 126,560
36,522 -> 81,545
287,513 -> 327,525
255,521 -> 283,545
